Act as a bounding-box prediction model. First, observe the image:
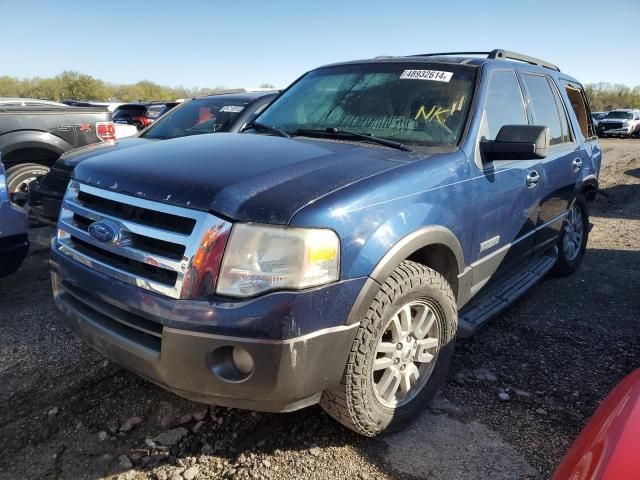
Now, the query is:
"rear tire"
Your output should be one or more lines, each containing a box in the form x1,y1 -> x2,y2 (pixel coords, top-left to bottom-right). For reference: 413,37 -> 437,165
320,260 -> 457,436
6,163 -> 50,207
551,194 -> 589,277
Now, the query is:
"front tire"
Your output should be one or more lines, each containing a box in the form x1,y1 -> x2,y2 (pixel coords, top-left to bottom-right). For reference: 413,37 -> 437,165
551,194 -> 589,277
320,261 -> 457,436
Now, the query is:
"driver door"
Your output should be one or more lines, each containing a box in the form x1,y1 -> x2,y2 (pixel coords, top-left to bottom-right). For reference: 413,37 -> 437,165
469,69 -> 544,294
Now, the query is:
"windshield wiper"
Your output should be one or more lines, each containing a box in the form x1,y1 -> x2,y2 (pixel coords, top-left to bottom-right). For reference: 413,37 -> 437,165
243,121 -> 290,138
294,127 -> 412,152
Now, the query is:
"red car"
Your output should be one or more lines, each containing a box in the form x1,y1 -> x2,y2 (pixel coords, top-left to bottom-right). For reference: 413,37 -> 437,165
553,369 -> 640,480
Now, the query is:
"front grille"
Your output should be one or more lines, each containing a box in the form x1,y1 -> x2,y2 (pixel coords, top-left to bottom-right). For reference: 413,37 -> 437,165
70,236 -> 178,285
55,181 -> 231,299
61,281 -> 162,352
77,191 -> 195,234
602,122 -> 622,130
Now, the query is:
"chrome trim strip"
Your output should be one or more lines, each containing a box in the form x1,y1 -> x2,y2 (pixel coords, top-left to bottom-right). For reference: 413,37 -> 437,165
78,182 -> 205,220
163,322 -> 360,345
62,200 -> 190,245
57,239 -> 180,297
58,216 -> 184,273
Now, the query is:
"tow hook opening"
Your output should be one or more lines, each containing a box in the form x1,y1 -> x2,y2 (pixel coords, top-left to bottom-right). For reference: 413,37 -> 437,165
207,346 -> 255,383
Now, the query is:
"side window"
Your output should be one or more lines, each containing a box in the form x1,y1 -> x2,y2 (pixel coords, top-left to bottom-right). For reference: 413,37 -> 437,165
562,81 -> 594,139
482,70 -> 527,140
523,74 -> 571,145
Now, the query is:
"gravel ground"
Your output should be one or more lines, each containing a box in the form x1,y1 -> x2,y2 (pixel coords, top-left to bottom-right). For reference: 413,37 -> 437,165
0,139 -> 638,480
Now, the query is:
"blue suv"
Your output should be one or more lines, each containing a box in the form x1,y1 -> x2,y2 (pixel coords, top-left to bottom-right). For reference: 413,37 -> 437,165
51,50 -> 601,436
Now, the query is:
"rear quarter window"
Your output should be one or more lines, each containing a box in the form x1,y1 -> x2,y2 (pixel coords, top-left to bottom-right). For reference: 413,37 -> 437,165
523,74 -> 571,145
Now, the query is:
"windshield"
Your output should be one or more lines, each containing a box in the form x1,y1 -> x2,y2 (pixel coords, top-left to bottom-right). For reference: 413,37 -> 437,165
605,111 -> 633,119
255,63 -> 476,148
143,97 -> 250,139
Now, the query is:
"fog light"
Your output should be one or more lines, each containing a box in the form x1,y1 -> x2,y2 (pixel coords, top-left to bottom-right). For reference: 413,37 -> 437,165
232,346 -> 254,375
207,346 -> 254,382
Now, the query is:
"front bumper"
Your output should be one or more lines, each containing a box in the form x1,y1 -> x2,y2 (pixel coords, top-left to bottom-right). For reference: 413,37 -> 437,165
599,126 -> 634,136
51,246 -> 364,412
0,201 -> 29,276
28,182 -> 62,226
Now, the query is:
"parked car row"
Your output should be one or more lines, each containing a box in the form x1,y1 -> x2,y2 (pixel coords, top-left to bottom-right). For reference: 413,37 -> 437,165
28,91 -> 277,225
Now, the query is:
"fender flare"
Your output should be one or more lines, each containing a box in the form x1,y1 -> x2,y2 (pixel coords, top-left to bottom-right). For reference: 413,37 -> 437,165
0,130 -> 73,161
346,225 -> 465,325
577,174 -> 599,202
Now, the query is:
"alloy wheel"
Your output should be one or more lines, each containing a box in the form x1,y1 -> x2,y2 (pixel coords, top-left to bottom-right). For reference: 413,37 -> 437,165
372,300 -> 441,408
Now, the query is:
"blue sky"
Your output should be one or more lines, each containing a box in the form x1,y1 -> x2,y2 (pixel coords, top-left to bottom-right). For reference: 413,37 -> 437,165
1,0 -> 638,89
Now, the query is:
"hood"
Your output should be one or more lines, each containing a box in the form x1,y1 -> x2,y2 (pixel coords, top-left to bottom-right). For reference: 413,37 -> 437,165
58,137 -> 151,167
74,133 -> 419,224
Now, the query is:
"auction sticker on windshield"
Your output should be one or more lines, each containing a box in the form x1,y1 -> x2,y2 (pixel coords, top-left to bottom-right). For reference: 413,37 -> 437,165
220,105 -> 244,113
400,70 -> 453,82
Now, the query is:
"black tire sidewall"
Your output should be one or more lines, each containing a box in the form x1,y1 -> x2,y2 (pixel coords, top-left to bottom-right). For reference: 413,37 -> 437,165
362,270 -> 457,433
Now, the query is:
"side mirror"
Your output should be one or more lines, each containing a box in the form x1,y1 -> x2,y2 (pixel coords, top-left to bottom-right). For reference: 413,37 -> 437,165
480,125 -> 550,161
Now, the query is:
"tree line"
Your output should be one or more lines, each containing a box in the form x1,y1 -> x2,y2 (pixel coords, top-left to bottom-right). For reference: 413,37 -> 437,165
0,71 -> 276,102
584,83 -> 640,112
0,71 -> 637,111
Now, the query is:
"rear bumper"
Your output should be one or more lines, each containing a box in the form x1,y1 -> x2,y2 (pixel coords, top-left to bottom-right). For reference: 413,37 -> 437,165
50,246 -> 364,412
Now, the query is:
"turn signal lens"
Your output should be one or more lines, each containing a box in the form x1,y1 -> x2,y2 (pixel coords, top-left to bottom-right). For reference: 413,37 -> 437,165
180,224 -> 230,299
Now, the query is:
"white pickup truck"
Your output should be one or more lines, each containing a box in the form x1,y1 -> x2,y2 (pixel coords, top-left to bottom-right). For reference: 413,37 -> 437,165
597,109 -> 640,137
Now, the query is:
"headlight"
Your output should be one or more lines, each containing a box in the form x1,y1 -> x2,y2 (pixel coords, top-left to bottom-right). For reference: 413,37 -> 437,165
216,224 -> 340,297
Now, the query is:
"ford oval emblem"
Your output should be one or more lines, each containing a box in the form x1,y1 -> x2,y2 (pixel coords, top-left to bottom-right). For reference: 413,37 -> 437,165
88,220 -> 121,245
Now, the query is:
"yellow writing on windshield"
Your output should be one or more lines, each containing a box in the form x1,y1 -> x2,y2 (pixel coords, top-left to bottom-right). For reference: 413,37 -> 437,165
415,105 -> 450,124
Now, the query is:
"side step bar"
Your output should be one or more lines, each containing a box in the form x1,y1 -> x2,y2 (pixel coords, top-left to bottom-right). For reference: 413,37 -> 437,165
457,248 -> 558,337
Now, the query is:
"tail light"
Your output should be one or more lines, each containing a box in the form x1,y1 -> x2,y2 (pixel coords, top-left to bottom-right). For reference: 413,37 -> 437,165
96,122 -> 116,142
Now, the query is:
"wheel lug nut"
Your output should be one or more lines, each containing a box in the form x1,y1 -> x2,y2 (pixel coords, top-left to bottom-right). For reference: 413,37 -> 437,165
393,358 -> 400,365
400,365 -> 406,370
396,343 -> 403,350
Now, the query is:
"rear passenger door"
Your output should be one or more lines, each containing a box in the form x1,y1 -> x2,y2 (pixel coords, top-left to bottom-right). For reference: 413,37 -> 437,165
520,72 -> 579,255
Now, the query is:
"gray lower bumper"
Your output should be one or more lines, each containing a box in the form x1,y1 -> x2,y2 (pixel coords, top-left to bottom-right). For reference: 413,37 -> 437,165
52,272 -> 358,412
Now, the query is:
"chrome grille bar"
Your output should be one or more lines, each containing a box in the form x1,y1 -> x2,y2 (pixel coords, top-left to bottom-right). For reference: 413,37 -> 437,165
55,181 -> 232,299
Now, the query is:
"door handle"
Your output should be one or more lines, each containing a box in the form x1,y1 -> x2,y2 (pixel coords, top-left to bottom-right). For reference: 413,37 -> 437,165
526,170 -> 540,188
572,158 -> 583,172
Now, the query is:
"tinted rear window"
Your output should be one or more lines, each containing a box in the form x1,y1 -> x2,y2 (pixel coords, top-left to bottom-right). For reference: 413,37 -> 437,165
113,106 -> 147,119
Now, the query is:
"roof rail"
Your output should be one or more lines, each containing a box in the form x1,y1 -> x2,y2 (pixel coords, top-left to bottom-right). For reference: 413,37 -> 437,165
408,51 -> 491,58
408,50 -> 560,72
487,49 -> 560,71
